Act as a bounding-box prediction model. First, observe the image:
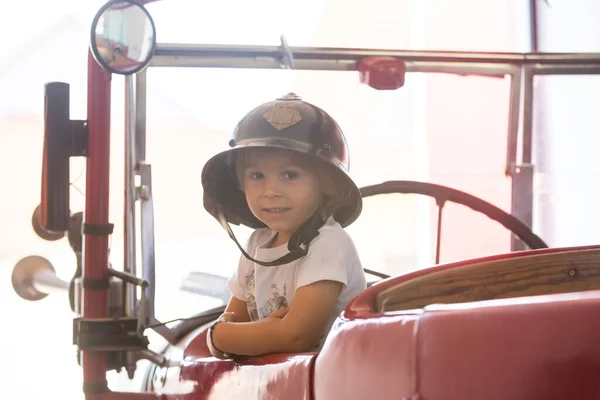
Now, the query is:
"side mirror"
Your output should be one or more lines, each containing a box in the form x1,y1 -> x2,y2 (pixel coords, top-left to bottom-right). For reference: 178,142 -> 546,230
39,82 -> 88,238
90,0 -> 157,75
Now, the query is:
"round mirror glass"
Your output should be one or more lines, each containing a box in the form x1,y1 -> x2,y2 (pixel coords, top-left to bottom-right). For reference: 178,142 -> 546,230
91,0 -> 157,75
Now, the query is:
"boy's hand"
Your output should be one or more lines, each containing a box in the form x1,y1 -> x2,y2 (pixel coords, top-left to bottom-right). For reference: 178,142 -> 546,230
207,312 -> 237,359
267,306 -> 290,320
221,312 -> 237,322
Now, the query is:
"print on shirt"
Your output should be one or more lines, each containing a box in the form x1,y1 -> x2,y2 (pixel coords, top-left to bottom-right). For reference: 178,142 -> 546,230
244,265 -> 259,321
260,283 -> 289,318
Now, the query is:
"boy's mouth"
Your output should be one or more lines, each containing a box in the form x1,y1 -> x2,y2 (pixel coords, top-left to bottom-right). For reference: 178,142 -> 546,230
262,208 -> 290,213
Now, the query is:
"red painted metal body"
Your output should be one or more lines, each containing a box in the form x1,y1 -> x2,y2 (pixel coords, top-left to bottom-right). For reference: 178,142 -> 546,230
123,245 -> 600,400
149,324 -> 314,400
315,290 -> 600,400
316,244 -> 600,400
83,50 -> 112,399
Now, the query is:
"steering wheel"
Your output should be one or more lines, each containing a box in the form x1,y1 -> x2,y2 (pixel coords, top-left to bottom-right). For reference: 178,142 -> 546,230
359,181 -> 548,280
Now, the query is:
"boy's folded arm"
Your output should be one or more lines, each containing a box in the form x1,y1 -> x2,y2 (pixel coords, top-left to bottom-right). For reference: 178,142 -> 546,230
213,280 -> 343,356
206,296 -> 251,359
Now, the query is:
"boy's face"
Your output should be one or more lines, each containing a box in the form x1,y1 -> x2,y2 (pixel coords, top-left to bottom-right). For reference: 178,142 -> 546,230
240,150 -> 322,244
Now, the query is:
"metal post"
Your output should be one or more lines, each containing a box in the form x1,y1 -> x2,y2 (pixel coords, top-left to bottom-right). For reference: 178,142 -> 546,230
82,49 -> 111,400
511,66 -> 535,251
135,69 -> 147,164
124,76 -> 138,317
506,68 -> 523,176
139,163 -> 156,323
133,69 -> 157,325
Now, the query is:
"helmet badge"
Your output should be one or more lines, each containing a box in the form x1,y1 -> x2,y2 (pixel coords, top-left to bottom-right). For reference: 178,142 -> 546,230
263,102 -> 303,131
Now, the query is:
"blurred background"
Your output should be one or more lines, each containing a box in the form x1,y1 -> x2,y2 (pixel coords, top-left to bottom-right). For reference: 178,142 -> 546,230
2,0 -> 600,397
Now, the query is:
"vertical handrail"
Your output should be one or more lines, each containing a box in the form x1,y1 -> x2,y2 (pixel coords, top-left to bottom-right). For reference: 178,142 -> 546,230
124,76 -> 138,317
133,69 -> 157,325
82,49 -> 112,399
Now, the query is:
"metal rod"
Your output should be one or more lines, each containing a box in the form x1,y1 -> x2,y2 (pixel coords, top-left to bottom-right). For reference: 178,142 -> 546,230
134,349 -> 166,367
506,69 -> 523,175
510,66 -> 535,252
150,58 -> 516,82
529,0 -> 539,52
82,49 -> 111,400
133,71 -> 156,324
135,70 -> 147,164
124,76 -> 138,318
139,163 -> 156,323
152,43 -> 600,64
435,201 -> 444,265
108,267 -> 148,288
522,67 -> 534,165
407,62 -> 513,77
149,56 -> 356,70
150,43 -> 600,82
531,64 -> 600,75
32,270 -> 69,294
151,54 -> 600,77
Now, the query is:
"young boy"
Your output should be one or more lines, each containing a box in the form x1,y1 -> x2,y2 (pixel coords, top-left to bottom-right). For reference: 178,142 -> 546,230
201,93 -> 366,358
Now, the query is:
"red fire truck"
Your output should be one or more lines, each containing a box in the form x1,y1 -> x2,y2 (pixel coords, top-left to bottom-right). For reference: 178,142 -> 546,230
11,0 -> 600,399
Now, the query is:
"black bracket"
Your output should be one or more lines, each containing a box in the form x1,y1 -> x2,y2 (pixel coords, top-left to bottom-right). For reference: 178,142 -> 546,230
73,317 -> 149,352
83,222 -> 115,237
70,119 -> 89,157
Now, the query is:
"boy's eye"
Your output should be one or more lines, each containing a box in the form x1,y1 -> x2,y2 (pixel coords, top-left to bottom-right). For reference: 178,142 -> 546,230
283,171 -> 298,180
249,172 -> 264,180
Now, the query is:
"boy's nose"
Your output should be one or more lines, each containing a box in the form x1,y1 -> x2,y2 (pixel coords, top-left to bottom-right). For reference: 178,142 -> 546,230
262,179 -> 282,197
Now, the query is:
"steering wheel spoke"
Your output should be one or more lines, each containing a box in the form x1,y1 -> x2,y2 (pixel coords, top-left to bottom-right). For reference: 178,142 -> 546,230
434,198 -> 446,265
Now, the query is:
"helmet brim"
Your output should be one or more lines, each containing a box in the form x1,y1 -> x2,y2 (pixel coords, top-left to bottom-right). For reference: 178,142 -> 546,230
201,144 -> 362,229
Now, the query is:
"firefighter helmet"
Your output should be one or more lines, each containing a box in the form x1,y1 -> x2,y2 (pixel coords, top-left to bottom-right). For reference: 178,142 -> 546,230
201,93 -> 362,234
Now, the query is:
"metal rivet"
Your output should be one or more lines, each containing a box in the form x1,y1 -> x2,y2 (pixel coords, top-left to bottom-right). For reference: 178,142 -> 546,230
277,92 -> 302,100
568,268 -> 577,277
139,185 -> 150,201
229,139 -> 236,148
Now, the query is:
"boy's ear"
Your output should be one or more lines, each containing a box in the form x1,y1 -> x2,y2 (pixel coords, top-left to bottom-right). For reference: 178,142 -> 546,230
236,169 -> 245,191
227,160 -> 244,191
318,172 -> 340,197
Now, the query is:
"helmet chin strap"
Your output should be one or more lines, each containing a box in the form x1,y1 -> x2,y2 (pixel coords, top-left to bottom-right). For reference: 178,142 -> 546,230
216,203 -> 341,267
217,209 -> 317,266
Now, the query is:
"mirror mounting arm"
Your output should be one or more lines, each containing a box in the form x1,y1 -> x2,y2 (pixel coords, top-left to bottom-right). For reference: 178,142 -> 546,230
279,35 -> 294,69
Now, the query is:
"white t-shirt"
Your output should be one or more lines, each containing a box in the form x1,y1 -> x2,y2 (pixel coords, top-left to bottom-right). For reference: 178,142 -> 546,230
227,217 -> 367,351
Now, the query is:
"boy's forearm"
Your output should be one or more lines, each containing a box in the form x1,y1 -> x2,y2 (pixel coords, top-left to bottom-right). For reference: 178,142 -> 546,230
212,318 -> 305,356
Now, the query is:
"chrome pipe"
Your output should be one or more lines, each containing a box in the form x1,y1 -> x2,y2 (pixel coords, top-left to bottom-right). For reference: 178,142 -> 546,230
11,256 -> 68,302
506,67 -> 523,175
124,76 -> 138,317
152,43 -> 600,64
134,70 -> 156,323
32,269 -> 69,293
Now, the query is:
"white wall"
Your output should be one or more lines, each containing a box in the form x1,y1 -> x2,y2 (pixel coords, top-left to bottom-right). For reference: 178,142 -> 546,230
534,0 -> 600,246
